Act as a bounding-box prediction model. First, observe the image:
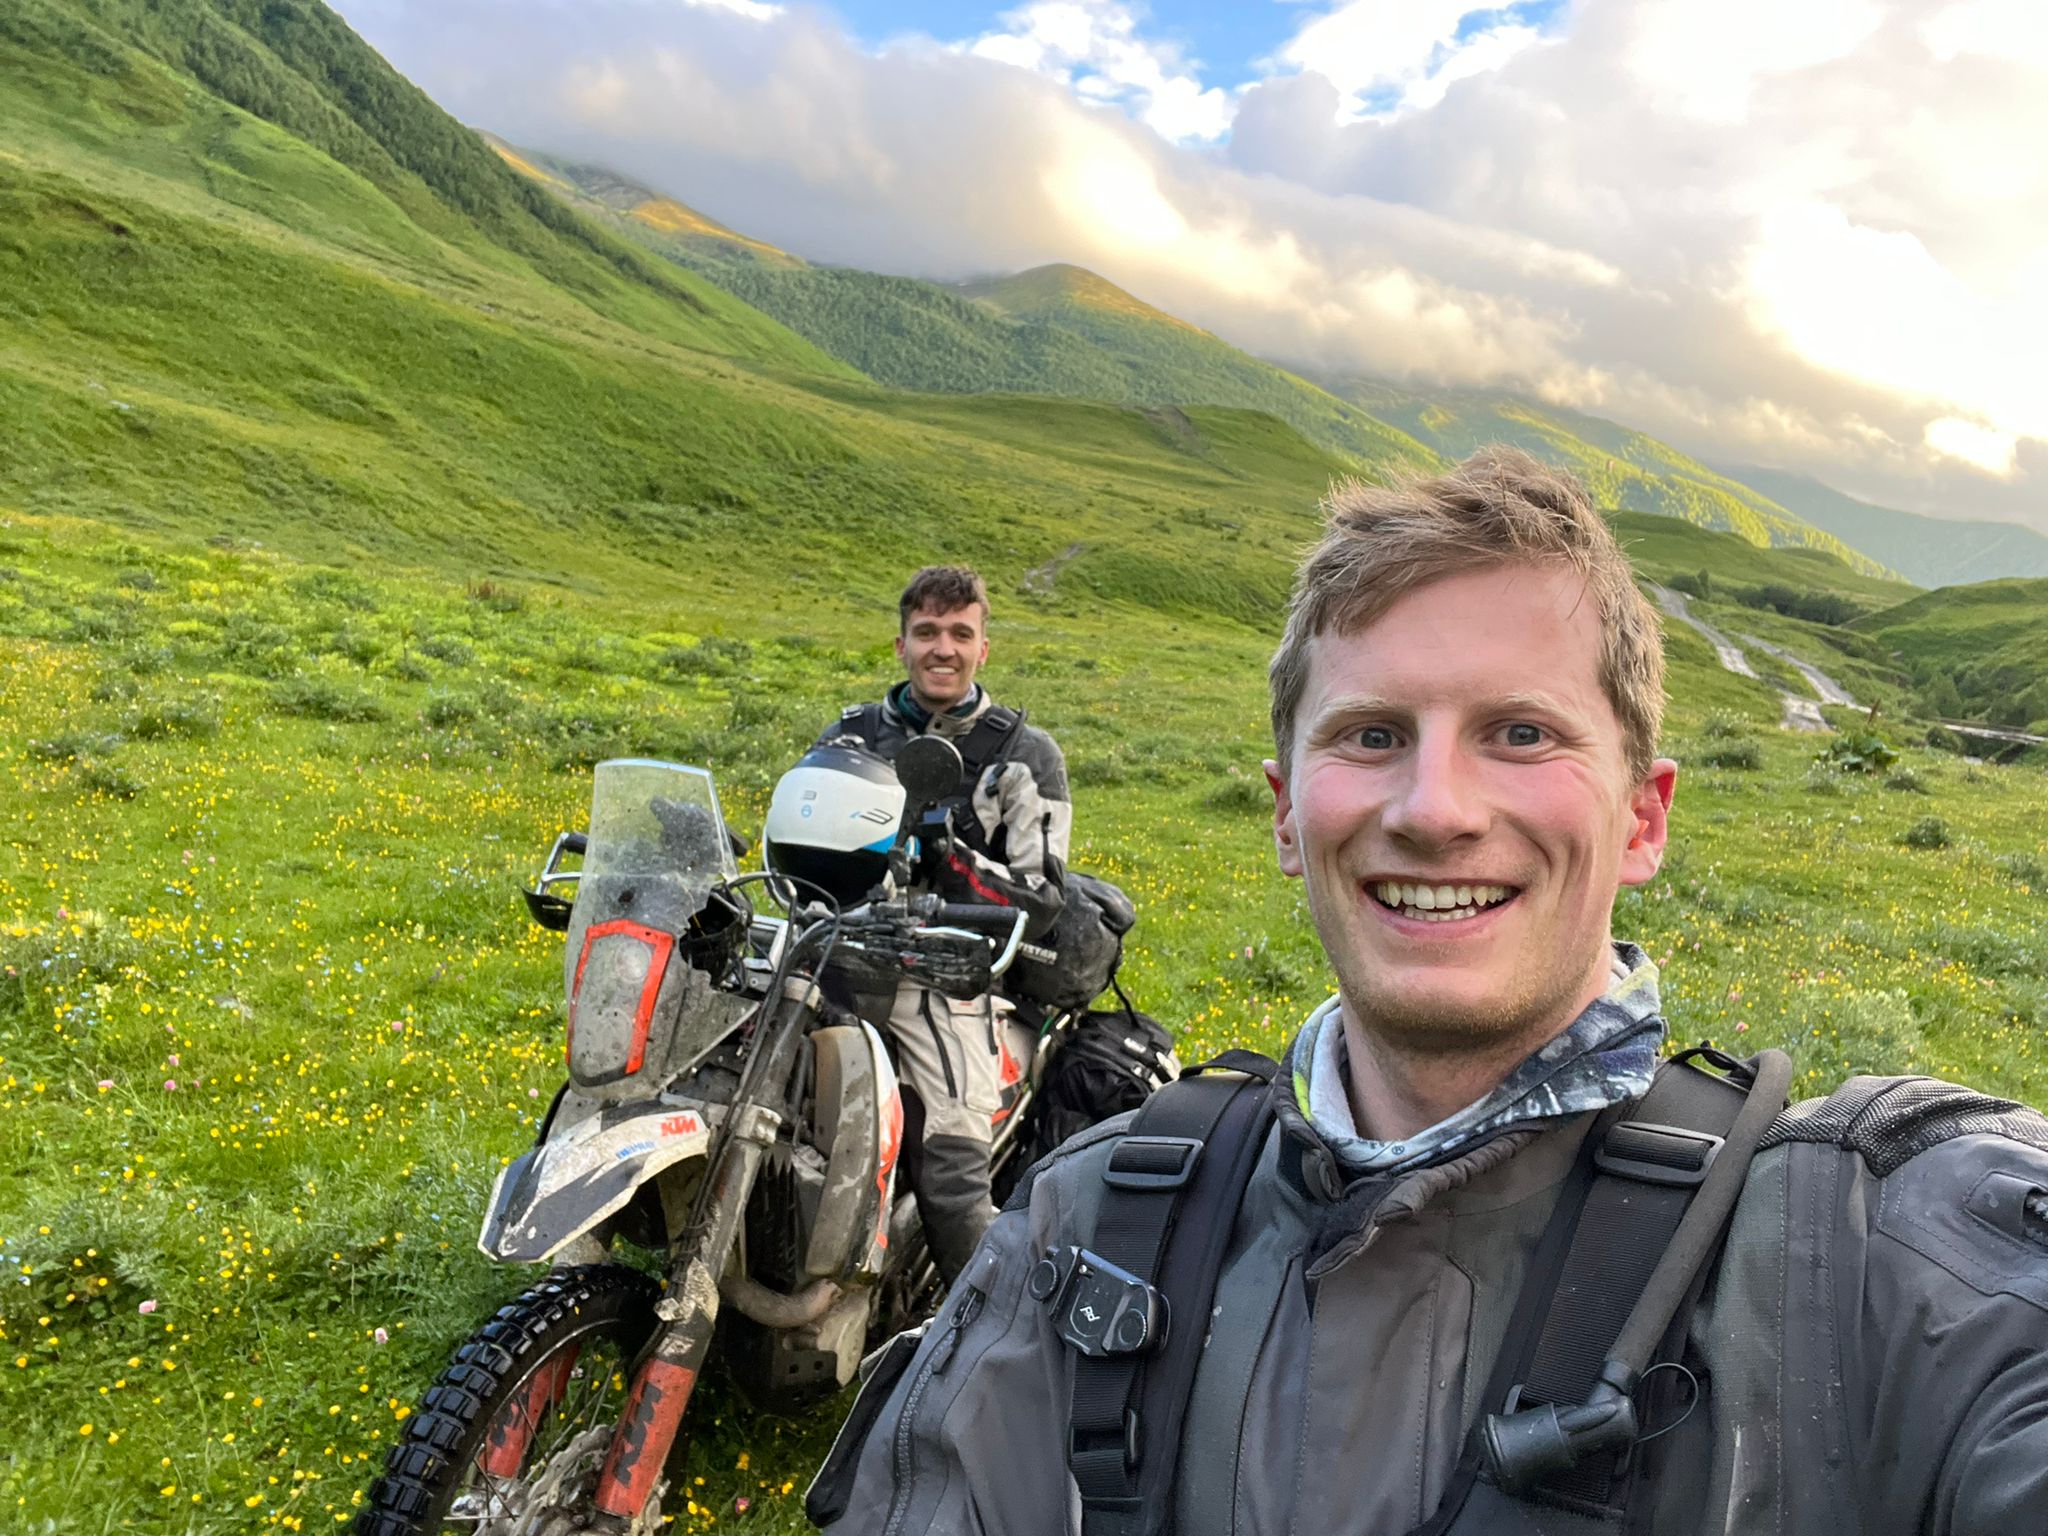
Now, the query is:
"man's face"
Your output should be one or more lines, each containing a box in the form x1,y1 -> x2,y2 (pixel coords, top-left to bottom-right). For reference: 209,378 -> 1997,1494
1266,565 -> 1676,1058
896,603 -> 989,712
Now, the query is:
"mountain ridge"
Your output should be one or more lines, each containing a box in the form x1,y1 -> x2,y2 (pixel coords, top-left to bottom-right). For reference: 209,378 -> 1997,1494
1713,463 -> 2048,588
491,143 -> 1914,578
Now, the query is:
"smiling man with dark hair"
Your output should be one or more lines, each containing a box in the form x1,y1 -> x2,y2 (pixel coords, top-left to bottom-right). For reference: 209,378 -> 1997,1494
809,452 -> 2048,1536
811,564 -> 1071,1284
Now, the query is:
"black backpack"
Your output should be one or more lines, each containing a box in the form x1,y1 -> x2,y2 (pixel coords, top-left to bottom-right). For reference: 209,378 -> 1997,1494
1048,1047 -> 1793,1536
1004,872 -> 1136,1013
1016,1005 -> 1179,1172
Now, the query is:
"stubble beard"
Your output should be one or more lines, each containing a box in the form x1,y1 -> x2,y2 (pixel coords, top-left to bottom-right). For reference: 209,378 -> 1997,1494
1320,901 -> 1614,1069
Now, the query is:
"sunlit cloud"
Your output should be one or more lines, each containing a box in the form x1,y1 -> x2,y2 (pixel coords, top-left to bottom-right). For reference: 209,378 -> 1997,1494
1926,417 -> 2020,478
1274,0 -> 1555,119
967,1 -> 1233,142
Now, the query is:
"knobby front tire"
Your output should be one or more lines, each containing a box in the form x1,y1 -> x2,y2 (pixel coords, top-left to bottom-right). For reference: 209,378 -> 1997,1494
357,1263 -> 661,1535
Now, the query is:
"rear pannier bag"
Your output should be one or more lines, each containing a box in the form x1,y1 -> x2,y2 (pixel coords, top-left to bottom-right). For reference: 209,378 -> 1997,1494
1005,872 -> 1136,1013
1017,1007 -> 1179,1169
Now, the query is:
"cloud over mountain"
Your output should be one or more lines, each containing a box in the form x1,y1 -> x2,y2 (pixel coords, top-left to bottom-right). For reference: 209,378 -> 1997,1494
336,0 -> 2048,527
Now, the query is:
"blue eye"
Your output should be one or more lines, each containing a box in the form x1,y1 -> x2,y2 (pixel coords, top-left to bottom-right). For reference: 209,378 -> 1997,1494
1357,726 -> 1397,750
1505,723 -> 1544,747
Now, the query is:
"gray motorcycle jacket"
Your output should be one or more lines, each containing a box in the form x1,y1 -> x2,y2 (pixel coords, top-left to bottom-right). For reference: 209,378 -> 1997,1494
816,686 -> 1072,941
811,1070 -> 2048,1534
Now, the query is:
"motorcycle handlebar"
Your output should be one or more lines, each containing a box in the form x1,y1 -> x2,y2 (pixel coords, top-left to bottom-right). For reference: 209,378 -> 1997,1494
926,903 -> 1022,928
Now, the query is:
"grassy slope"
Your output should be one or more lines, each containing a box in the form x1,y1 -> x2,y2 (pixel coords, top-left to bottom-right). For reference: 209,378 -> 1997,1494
8,509 -> 2048,1533
483,135 -> 808,270
1325,376 -> 1895,576
0,3 -> 1365,632
6,6 -> 2048,1531
1718,463 -> 2048,587
1857,579 -> 2048,727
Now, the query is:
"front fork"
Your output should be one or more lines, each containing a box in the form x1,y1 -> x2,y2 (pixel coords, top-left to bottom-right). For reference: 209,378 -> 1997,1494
592,978 -> 819,1521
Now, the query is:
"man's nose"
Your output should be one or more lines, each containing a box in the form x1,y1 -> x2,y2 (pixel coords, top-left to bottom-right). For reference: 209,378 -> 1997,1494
1381,733 -> 1489,849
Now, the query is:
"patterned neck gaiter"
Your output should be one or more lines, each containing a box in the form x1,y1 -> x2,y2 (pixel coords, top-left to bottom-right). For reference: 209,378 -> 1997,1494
1287,941 -> 1667,1177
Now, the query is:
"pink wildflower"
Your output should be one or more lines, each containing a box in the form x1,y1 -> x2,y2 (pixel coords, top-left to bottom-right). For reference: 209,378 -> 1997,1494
138,1300 -> 158,1315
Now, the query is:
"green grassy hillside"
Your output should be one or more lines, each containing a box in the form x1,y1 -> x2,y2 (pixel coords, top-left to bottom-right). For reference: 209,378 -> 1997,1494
1857,579 -> 2048,730
482,135 -> 808,269
0,0 -> 1375,631
1611,512 -> 1918,608
1323,377 -> 1895,577
498,147 -> 1444,479
1718,464 -> 2048,587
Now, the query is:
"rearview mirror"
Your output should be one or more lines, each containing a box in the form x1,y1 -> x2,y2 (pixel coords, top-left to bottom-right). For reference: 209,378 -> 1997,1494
895,735 -> 963,809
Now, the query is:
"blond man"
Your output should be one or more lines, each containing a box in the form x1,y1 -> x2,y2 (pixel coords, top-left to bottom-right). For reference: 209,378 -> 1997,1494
809,450 -> 2048,1536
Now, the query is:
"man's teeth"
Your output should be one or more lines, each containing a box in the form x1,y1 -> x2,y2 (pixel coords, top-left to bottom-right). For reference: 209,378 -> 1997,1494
1371,881 -> 1514,921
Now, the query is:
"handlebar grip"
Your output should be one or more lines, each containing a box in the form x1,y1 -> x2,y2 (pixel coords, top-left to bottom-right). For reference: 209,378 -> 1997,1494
563,832 -> 588,856
930,903 -> 1018,928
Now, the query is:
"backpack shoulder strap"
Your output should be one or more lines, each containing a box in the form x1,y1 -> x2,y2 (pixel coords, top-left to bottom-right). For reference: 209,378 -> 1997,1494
1051,1050 -> 1277,1536
1470,1046 -> 1792,1523
955,702 -> 1026,787
833,701 -> 886,748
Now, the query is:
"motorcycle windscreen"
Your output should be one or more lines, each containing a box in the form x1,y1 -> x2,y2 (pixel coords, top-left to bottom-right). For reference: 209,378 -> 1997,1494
563,760 -> 740,1087
567,920 -> 675,1084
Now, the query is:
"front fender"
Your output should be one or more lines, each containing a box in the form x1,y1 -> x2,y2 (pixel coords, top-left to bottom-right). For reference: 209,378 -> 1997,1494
479,1100 -> 716,1263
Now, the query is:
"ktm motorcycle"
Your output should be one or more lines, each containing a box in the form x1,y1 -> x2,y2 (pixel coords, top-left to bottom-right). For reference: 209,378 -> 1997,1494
358,739 -> 1055,1534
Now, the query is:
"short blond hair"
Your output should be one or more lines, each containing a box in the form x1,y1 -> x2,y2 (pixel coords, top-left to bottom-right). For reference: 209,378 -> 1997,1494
1269,446 -> 1665,781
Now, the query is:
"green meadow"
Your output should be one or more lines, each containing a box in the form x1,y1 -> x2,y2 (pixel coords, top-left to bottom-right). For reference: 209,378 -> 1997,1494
7,506 -> 2048,1533
5,0 -> 2048,1531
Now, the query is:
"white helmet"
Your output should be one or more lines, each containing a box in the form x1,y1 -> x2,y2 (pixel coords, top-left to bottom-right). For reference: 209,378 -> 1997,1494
763,744 -> 906,905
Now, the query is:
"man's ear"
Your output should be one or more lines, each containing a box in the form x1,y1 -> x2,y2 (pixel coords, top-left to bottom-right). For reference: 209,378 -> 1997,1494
1265,760 -> 1302,878
1619,758 -> 1678,886
893,633 -> 908,667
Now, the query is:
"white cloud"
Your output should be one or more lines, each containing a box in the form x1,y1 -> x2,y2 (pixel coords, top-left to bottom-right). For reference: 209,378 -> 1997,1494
1922,0 -> 2048,69
966,1 -> 1233,142
681,0 -> 783,20
332,0 -> 2048,525
1274,1 -> 1552,118
1925,417 -> 2019,477
1625,0 -> 1882,122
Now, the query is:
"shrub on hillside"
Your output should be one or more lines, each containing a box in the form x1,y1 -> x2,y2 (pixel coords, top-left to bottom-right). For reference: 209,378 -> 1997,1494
28,729 -> 124,762
415,633 -> 474,666
662,636 -> 754,677
1994,852 -> 2046,891
217,613 -> 298,670
126,695 -> 221,740
423,692 -> 479,727
1883,766 -> 1930,794
1816,730 -> 1897,774
467,579 -> 525,613
1701,713 -> 1755,739
271,675 -> 385,723
1898,815 -> 1951,850
79,760 -> 145,799
1203,775 -> 1271,814
1698,740 -> 1763,771
1923,725 -> 1967,755
320,624 -> 382,667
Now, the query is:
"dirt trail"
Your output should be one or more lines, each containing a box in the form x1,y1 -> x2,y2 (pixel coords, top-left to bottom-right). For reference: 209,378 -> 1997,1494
1739,633 -> 1857,707
1644,581 -> 1834,733
1646,582 -> 1757,679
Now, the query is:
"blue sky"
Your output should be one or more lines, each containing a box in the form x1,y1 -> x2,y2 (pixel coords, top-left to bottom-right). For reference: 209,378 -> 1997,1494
826,0 -> 1303,78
